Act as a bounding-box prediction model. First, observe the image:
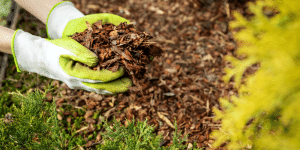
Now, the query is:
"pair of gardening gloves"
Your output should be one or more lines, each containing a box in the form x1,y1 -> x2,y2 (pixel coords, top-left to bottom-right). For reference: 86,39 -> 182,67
12,2 -> 132,95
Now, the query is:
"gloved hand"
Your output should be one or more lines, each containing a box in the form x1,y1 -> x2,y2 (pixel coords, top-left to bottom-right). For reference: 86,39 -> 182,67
11,29 -> 132,95
46,1 -> 130,39
47,2 -> 155,61
45,1 -> 134,93
46,2 -> 155,61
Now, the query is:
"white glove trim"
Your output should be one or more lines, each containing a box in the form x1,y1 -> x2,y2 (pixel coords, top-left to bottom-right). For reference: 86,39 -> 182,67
46,1 -> 84,39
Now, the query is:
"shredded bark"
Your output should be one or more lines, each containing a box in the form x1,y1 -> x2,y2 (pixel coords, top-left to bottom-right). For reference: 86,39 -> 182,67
70,21 -> 163,91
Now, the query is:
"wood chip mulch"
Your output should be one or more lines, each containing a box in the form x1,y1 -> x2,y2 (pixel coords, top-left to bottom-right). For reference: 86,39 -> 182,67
43,0 -> 257,149
70,21 -> 162,91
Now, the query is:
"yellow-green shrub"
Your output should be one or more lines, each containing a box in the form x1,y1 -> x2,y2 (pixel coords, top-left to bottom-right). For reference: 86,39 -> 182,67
212,0 -> 300,149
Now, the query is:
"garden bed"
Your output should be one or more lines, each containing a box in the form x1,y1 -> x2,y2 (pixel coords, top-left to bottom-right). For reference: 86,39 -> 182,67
1,0 -> 257,149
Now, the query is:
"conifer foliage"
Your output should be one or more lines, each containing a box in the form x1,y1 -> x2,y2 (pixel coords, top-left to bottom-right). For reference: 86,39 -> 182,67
0,86 -> 63,149
212,0 -> 300,149
0,85 -> 194,149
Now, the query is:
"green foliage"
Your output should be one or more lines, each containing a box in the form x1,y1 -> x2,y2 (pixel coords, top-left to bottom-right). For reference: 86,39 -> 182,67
0,55 -> 55,120
0,0 -> 11,26
0,85 -> 199,149
212,0 -> 300,149
97,118 -> 189,150
0,85 -> 65,149
0,92 -> 20,118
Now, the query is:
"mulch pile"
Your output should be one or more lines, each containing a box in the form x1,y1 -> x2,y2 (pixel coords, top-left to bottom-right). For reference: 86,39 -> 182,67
15,0 -> 257,149
70,21 -> 162,91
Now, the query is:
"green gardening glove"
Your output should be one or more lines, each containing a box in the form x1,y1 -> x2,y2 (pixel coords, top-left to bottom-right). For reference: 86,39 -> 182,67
46,1 -> 133,94
46,1 -> 131,39
12,29 -> 131,95
61,14 -> 155,61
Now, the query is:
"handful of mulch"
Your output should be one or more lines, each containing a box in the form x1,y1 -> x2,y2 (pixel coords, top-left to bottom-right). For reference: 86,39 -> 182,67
69,21 -> 163,91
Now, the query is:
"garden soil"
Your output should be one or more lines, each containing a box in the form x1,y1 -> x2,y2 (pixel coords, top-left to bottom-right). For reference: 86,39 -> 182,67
14,0 -> 258,149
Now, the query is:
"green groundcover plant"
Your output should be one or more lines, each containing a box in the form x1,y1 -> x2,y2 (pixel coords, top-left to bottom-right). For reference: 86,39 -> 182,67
98,118 -> 188,150
0,84 -> 201,150
0,85 -> 63,149
212,0 -> 300,149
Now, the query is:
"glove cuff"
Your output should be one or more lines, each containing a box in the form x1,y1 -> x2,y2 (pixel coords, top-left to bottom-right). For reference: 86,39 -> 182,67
46,1 -> 84,39
12,29 -> 45,74
11,29 -> 22,73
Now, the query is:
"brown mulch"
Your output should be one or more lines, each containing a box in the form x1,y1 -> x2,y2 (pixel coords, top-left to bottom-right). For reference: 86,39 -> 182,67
15,0 -> 257,149
70,21 -> 162,91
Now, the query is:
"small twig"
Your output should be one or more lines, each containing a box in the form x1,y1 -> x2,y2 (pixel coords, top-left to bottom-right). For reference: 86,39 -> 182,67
157,112 -> 175,129
215,30 -> 227,38
37,87 -> 44,94
75,126 -> 89,133
207,124 -> 222,127
190,94 -> 205,105
74,106 -> 85,110
225,0 -> 230,18
78,144 -> 85,150
5,77 -> 19,82
104,107 -> 116,119
206,100 -> 210,114
209,14 -> 221,22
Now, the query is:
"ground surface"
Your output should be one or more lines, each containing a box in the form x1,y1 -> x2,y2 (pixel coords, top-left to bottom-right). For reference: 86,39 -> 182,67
1,0 -> 256,149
